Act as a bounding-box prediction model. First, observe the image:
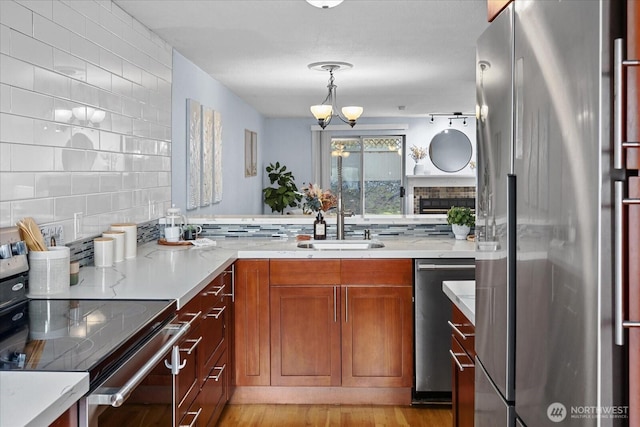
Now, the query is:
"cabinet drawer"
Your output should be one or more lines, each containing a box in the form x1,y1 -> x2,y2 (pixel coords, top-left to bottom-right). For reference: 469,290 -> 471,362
179,394 -> 203,427
451,305 -> 475,358
270,259 -> 340,285
341,259 -> 412,285
177,323 -> 202,422
200,348 -> 228,427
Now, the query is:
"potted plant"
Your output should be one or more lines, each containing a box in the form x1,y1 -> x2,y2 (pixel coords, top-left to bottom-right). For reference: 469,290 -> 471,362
262,162 -> 302,214
447,206 -> 475,240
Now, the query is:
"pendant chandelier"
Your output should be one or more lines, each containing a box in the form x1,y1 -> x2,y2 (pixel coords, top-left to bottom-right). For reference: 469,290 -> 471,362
309,62 -> 363,129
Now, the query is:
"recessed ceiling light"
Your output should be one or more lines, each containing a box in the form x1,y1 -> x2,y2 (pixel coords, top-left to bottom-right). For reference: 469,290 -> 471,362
306,0 -> 344,9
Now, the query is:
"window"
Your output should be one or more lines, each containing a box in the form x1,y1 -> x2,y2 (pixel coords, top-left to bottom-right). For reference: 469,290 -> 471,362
330,136 -> 404,215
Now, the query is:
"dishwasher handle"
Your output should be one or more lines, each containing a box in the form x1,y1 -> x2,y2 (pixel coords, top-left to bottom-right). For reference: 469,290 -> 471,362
417,264 -> 475,271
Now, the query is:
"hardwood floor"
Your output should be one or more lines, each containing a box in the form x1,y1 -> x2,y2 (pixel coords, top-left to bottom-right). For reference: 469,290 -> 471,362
217,404 -> 452,426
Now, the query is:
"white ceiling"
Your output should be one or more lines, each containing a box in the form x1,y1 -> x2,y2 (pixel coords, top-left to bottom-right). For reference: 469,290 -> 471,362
114,0 -> 489,119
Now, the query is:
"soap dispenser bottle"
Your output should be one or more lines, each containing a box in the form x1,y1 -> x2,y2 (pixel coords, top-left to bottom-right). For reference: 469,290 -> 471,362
314,212 -> 326,240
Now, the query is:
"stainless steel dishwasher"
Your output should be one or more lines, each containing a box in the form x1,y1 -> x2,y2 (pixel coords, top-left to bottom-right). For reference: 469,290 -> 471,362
413,258 -> 475,403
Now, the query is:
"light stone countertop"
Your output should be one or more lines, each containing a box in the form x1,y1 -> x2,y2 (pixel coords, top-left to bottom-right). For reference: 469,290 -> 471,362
0,371 -> 89,427
13,236 -> 475,422
42,236 -> 475,309
442,280 -> 476,325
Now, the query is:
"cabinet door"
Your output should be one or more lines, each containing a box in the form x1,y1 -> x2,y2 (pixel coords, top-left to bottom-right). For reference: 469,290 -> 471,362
270,286 -> 341,386
341,285 -> 413,387
234,259 -> 270,386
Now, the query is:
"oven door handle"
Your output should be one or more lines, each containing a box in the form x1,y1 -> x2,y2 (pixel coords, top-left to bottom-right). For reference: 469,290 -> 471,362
87,320 -> 191,407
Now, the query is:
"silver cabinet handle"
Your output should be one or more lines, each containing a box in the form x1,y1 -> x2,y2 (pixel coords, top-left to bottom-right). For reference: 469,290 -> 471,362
180,336 -> 202,355
88,319 -> 191,407
333,286 -> 337,323
205,284 -> 225,296
345,287 -> 348,323
206,305 -> 226,319
615,181 -> 625,346
221,266 -> 235,302
448,321 -> 475,340
614,38 -> 640,169
417,264 -> 475,271
449,350 -> 474,371
179,408 -> 202,427
208,363 -> 227,382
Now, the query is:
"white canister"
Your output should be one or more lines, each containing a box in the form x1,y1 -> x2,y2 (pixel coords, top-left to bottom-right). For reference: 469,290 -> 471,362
28,246 -> 71,296
110,223 -> 137,258
94,237 -> 114,267
103,230 -> 125,262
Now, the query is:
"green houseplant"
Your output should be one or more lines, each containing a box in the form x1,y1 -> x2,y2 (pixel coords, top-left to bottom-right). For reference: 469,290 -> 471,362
446,206 -> 475,240
262,162 -> 302,214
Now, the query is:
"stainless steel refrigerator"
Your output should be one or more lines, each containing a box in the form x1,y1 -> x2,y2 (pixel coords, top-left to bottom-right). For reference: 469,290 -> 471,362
475,1 -> 626,426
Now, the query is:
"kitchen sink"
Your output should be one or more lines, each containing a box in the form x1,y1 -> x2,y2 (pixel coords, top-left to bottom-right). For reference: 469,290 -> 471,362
296,239 -> 385,250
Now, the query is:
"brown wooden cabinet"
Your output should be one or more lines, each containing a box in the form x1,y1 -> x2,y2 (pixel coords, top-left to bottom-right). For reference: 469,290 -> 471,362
269,259 -> 413,389
234,259 -> 270,386
450,304 -> 475,427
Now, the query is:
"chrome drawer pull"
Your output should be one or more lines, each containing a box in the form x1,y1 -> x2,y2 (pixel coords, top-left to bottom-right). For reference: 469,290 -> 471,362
624,321 -> 640,328
179,407 -> 202,427
449,350 -> 474,371
208,363 -> 227,382
448,321 -> 475,340
207,305 -> 226,319
180,336 -> 202,355
205,285 -> 225,296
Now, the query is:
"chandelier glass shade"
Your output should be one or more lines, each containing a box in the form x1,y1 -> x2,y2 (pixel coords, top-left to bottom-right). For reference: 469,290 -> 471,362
309,62 -> 363,129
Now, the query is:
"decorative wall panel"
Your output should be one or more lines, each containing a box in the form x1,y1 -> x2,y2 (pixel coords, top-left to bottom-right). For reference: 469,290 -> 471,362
186,98 -> 201,209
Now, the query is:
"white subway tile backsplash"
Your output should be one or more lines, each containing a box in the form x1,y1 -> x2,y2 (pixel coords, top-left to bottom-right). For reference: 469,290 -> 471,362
53,194 -> 85,221
1,0 -> 170,236
52,1 -> 85,36
72,172 -> 100,194
0,54 -> 34,90
34,67 -> 71,99
33,14 -> 71,52
0,172 -> 34,200
0,84 -> 10,112
0,1 -> 33,36
1,114 -> 34,144
1,25 -> 11,55
17,0 -> 53,20
10,29 -> 54,69
10,86 -> 54,120
12,197 -> 54,224
86,193 -> 111,215
12,144 -> 54,171
99,130 -> 121,152
86,63 -> 111,91
69,32 -> 100,65
99,172 -> 121,192
35,172 -> 71,197
53,49 -> 87,82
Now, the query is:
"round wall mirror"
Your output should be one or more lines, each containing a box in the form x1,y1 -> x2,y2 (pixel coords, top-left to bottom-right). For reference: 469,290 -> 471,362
428,129 -> 473,173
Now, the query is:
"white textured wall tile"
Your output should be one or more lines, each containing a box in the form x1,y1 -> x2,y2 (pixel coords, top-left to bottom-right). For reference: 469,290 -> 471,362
99,172 -> 121,192
1,0 -> 170,238
1,25 -> 11,55
71,172 -> 100,194
10,29 -> 53,69
1,114 -> 34,144
85,193 -> 111,215
12,197 -> 54,224
53,194 -> 85,221
0,1 -> 33,36
33,14 -> 70,52
53,49 -> 86,82
34,67 -> 71,99
12,144 -> 54,171
69,32 -> 99,65
16,0 -> 53,20
0,172 -> 34,200
0,202 -> 11,227
35,172 -> 71,197
0,84 -> 10,112
0,54 -> 34,90
52,1 -> 85,36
